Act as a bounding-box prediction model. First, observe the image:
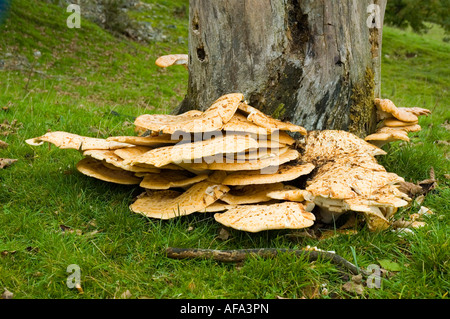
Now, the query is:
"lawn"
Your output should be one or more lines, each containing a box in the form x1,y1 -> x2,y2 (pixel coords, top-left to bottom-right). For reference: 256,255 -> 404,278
0,0 -> 448,299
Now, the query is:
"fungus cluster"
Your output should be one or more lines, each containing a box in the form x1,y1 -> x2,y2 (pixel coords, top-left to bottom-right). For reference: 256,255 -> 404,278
302,130 -> 411,231
365,98 -> 431,147
27,93 -> 424,233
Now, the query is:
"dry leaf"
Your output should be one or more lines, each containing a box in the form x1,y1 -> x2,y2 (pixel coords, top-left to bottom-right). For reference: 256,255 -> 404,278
351,274 -> 363,284
25,246 -> 39,254
392,227 -> 415,236
429,167 -> 436,180
417,206 -> 434,216
411,221 -> 426,228
339,213 -> 358,229
87,219 -> 97,227
187,281 -> 196,291
1,250 -> 17,257
217,227 -> 231,241
414,194 -> 425,205
0,119 -> 23,136
398,181 -> 423,198
392,218 -> 412,229
392,218 -> 425,229
60,224 -> 82,235
342,281 -> 364,295
441,120 -> 450,131
76,283 -> 84,294
418,177 -> 437,195
0,140 -> 8,148
0,158 -> 17,169
301,284 -> 320,299
435,140 -> 450,146
120,290 -> 132,299
84,230 -> 100,238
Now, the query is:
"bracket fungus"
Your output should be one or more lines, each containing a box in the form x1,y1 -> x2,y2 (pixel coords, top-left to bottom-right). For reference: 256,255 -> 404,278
107,135 -> 181,147
238,102 -> 307,136
139,170 -> 209,190
28,94 -> 417,233
26,131 -> 135,150
220,183 -> 286,205
130,182 -> 230,220
134,93 -> 244,134
214,202 -> 315,233
76,157 -> 142,185
155,54 -> 189,70
365,98 -> 431,147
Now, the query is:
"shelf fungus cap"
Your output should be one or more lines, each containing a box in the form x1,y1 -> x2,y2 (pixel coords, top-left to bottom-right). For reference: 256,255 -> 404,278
222,162 -> 315,186
398,107 -> 431,117
26,131 -> 135,151
222,111 -> 272,135
134,93 -> 244,134
186,148 -> 300,172
333,197 -> 393,231
267,187 -> 314,202
383,118 -> 419,127
214,202 -> 315,233
128,134 -> 258,168
377,124 -> 422,134
238,103 -> 307,135
233,131 -> 295,146
107,135 -> 180,147
362,206 -> 391,232
83,149 -> 160,173
364,131 -> 410,147
220,183 -> 285,205
129,181 -> 230,219
374,98 -> 419,123
155,54 -> 188,68
202,200 -> 237,213
302,130 -> 387,166
76,157 -> 142,185
139,170 -> 209,190
307,164 -> 405,200
113,146 -> 154,160
134,110 -> 203,135
233,146 -> 290,162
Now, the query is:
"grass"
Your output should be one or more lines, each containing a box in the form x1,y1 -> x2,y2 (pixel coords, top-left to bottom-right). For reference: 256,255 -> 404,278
0,0 -> 449,299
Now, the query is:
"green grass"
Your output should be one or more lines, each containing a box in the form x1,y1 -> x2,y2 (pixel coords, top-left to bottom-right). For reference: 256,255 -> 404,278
0,0 -> 449,299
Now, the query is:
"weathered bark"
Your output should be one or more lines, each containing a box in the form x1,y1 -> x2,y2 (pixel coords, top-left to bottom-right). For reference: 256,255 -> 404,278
176,0 -> 386,138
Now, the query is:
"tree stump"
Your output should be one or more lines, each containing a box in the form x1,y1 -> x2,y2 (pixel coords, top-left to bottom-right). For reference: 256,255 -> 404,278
176,0 -> 387,138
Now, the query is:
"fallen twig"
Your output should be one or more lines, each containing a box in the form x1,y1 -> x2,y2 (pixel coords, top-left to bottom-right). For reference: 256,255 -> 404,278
166,247 -> 370,276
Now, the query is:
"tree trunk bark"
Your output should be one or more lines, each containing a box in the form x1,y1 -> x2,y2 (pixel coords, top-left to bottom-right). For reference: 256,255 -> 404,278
176,0 -> 386,138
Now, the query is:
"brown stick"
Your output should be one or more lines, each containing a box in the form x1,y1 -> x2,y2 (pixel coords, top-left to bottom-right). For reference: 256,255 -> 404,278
166,247 -> 369,276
